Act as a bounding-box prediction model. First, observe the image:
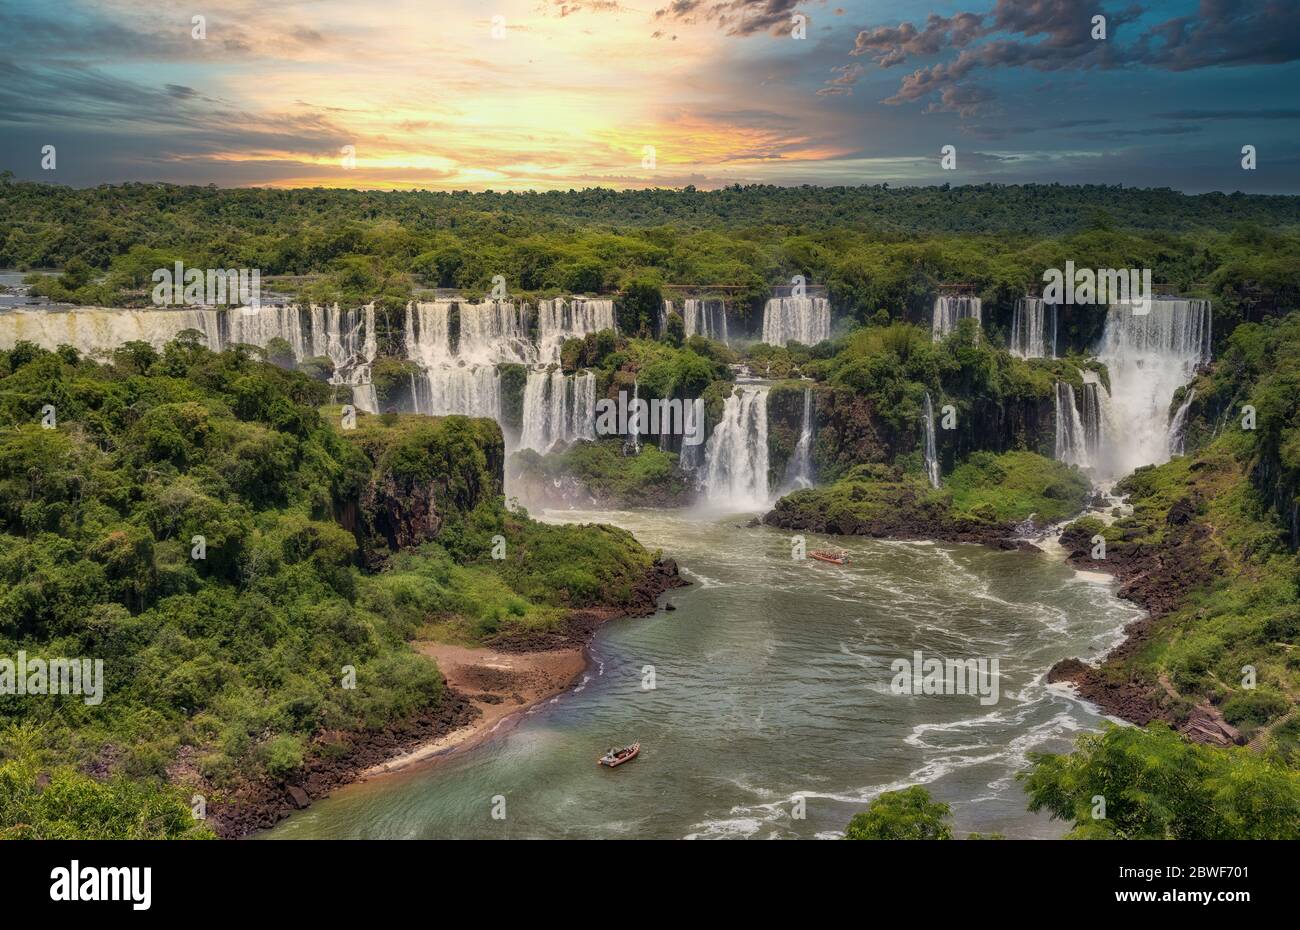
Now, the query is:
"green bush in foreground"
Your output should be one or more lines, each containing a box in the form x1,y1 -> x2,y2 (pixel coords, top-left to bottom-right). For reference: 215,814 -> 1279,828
1020,724 -> 1300,839
844,786 -> 953,840
0,725 -> 214,840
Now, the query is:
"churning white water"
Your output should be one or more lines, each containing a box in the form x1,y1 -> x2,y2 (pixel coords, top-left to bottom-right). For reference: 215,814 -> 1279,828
932,296 -> 981,342
1094,298 -> 1211,478
761,298 -> 830,347
782,388 -> 815,491
922,391 -> 941,488
702,385 -> 770,510
1010,298 -> 1056,359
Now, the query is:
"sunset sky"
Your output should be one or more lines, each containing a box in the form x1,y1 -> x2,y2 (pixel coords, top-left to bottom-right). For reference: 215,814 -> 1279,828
1,0 -> 1298,192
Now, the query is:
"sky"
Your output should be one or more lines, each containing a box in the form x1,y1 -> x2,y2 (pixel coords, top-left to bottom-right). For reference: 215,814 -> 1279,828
0,0 -> 1297,192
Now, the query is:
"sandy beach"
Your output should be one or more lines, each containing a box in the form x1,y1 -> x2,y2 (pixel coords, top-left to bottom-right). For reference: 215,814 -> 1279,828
357,643 -> 590,778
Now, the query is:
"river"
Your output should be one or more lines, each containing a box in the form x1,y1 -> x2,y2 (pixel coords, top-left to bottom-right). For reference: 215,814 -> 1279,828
263,507 -> 1141,840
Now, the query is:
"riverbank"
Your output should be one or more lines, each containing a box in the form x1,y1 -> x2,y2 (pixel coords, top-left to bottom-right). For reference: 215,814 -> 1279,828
206,557 -> 684,838
1046,450 -> 1254,748
259,507 -> 1137,840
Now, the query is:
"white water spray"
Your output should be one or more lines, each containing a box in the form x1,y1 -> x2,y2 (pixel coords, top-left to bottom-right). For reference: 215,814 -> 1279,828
702,386 -> 771,510
761,298 -> 829,347
1094,298 -> 1211,478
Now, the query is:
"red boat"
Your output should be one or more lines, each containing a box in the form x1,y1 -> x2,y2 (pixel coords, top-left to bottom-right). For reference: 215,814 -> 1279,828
810,549 -> 849,565
598,742 -> 640,767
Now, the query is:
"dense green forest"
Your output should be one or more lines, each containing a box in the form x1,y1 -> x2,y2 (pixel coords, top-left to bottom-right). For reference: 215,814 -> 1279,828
3,179 -> 1300,839
0,337 -> 658,837
4,178 -> 1300,344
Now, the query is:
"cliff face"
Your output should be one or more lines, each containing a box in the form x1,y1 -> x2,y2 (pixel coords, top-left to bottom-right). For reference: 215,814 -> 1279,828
765,382 -> 1056,486
767,383 -> 893,485
337,413 -> 505,566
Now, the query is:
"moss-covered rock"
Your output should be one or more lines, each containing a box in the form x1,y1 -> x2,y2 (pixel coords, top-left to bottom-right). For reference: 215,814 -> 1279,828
764,451 -> 1089,546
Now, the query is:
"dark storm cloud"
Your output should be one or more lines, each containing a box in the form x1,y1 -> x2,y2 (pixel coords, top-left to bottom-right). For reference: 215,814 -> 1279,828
846,0 -> 1299,112
653,0 -> 809,37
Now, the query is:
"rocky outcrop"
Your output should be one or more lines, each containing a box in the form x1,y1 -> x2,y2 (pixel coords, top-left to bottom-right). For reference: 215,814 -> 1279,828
1047,501 -> 1242,745
489,557 -> 687,653
207,693 -> 479,838
339,414 -> 506,566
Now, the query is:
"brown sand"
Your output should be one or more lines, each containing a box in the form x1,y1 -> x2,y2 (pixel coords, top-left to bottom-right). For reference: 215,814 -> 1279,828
357,643 -> 588,777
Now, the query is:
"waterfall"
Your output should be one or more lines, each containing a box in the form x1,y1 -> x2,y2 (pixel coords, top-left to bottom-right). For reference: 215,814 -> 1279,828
0,305 -> 220,356
405,300 -> 453,365
681,299 -> 729,344
520,369 -> 596,453
410,364 -> 501,418
1054,383 -> 1085,467
1168,388 -> 1197,457
1010,298 -> 1056,359
1079,374 -> 1104,462
761,298 -> 830,347
922,391 -> 941,489
0,295 -> 626,451
629,378 -> 641,455
932,296 -> 981,342
457,300 -> 534,364
536,298 -> 615,365
1095,297 -> 1212,478
304,303 -> 378,407
782,388 -> 815,490
702,386 -> 770,509
223,304 -> 306,355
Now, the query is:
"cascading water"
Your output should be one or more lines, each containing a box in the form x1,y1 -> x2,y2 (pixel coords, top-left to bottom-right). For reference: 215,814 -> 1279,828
0,305 -> 217,358
681,299 -> 729,344
1095,298 -> 1211,478
457,300 -> 534,365
1079,373 -> 1104,462
782,388 -> 815,491
520,369 -> 596,453
932,296 -> 981,342
922,391 -> 941,489
702,385 -> 770,510
629,378 -> 641,455
1054,382 -> 1091,469
1010,297 -> 1056,359
761,298 -> 830,347
536,298 -> 615,365
1167,388 -> 1197,457
409,365 -> 500,418
0,302 -> 383,408
0,296 -> 618,450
